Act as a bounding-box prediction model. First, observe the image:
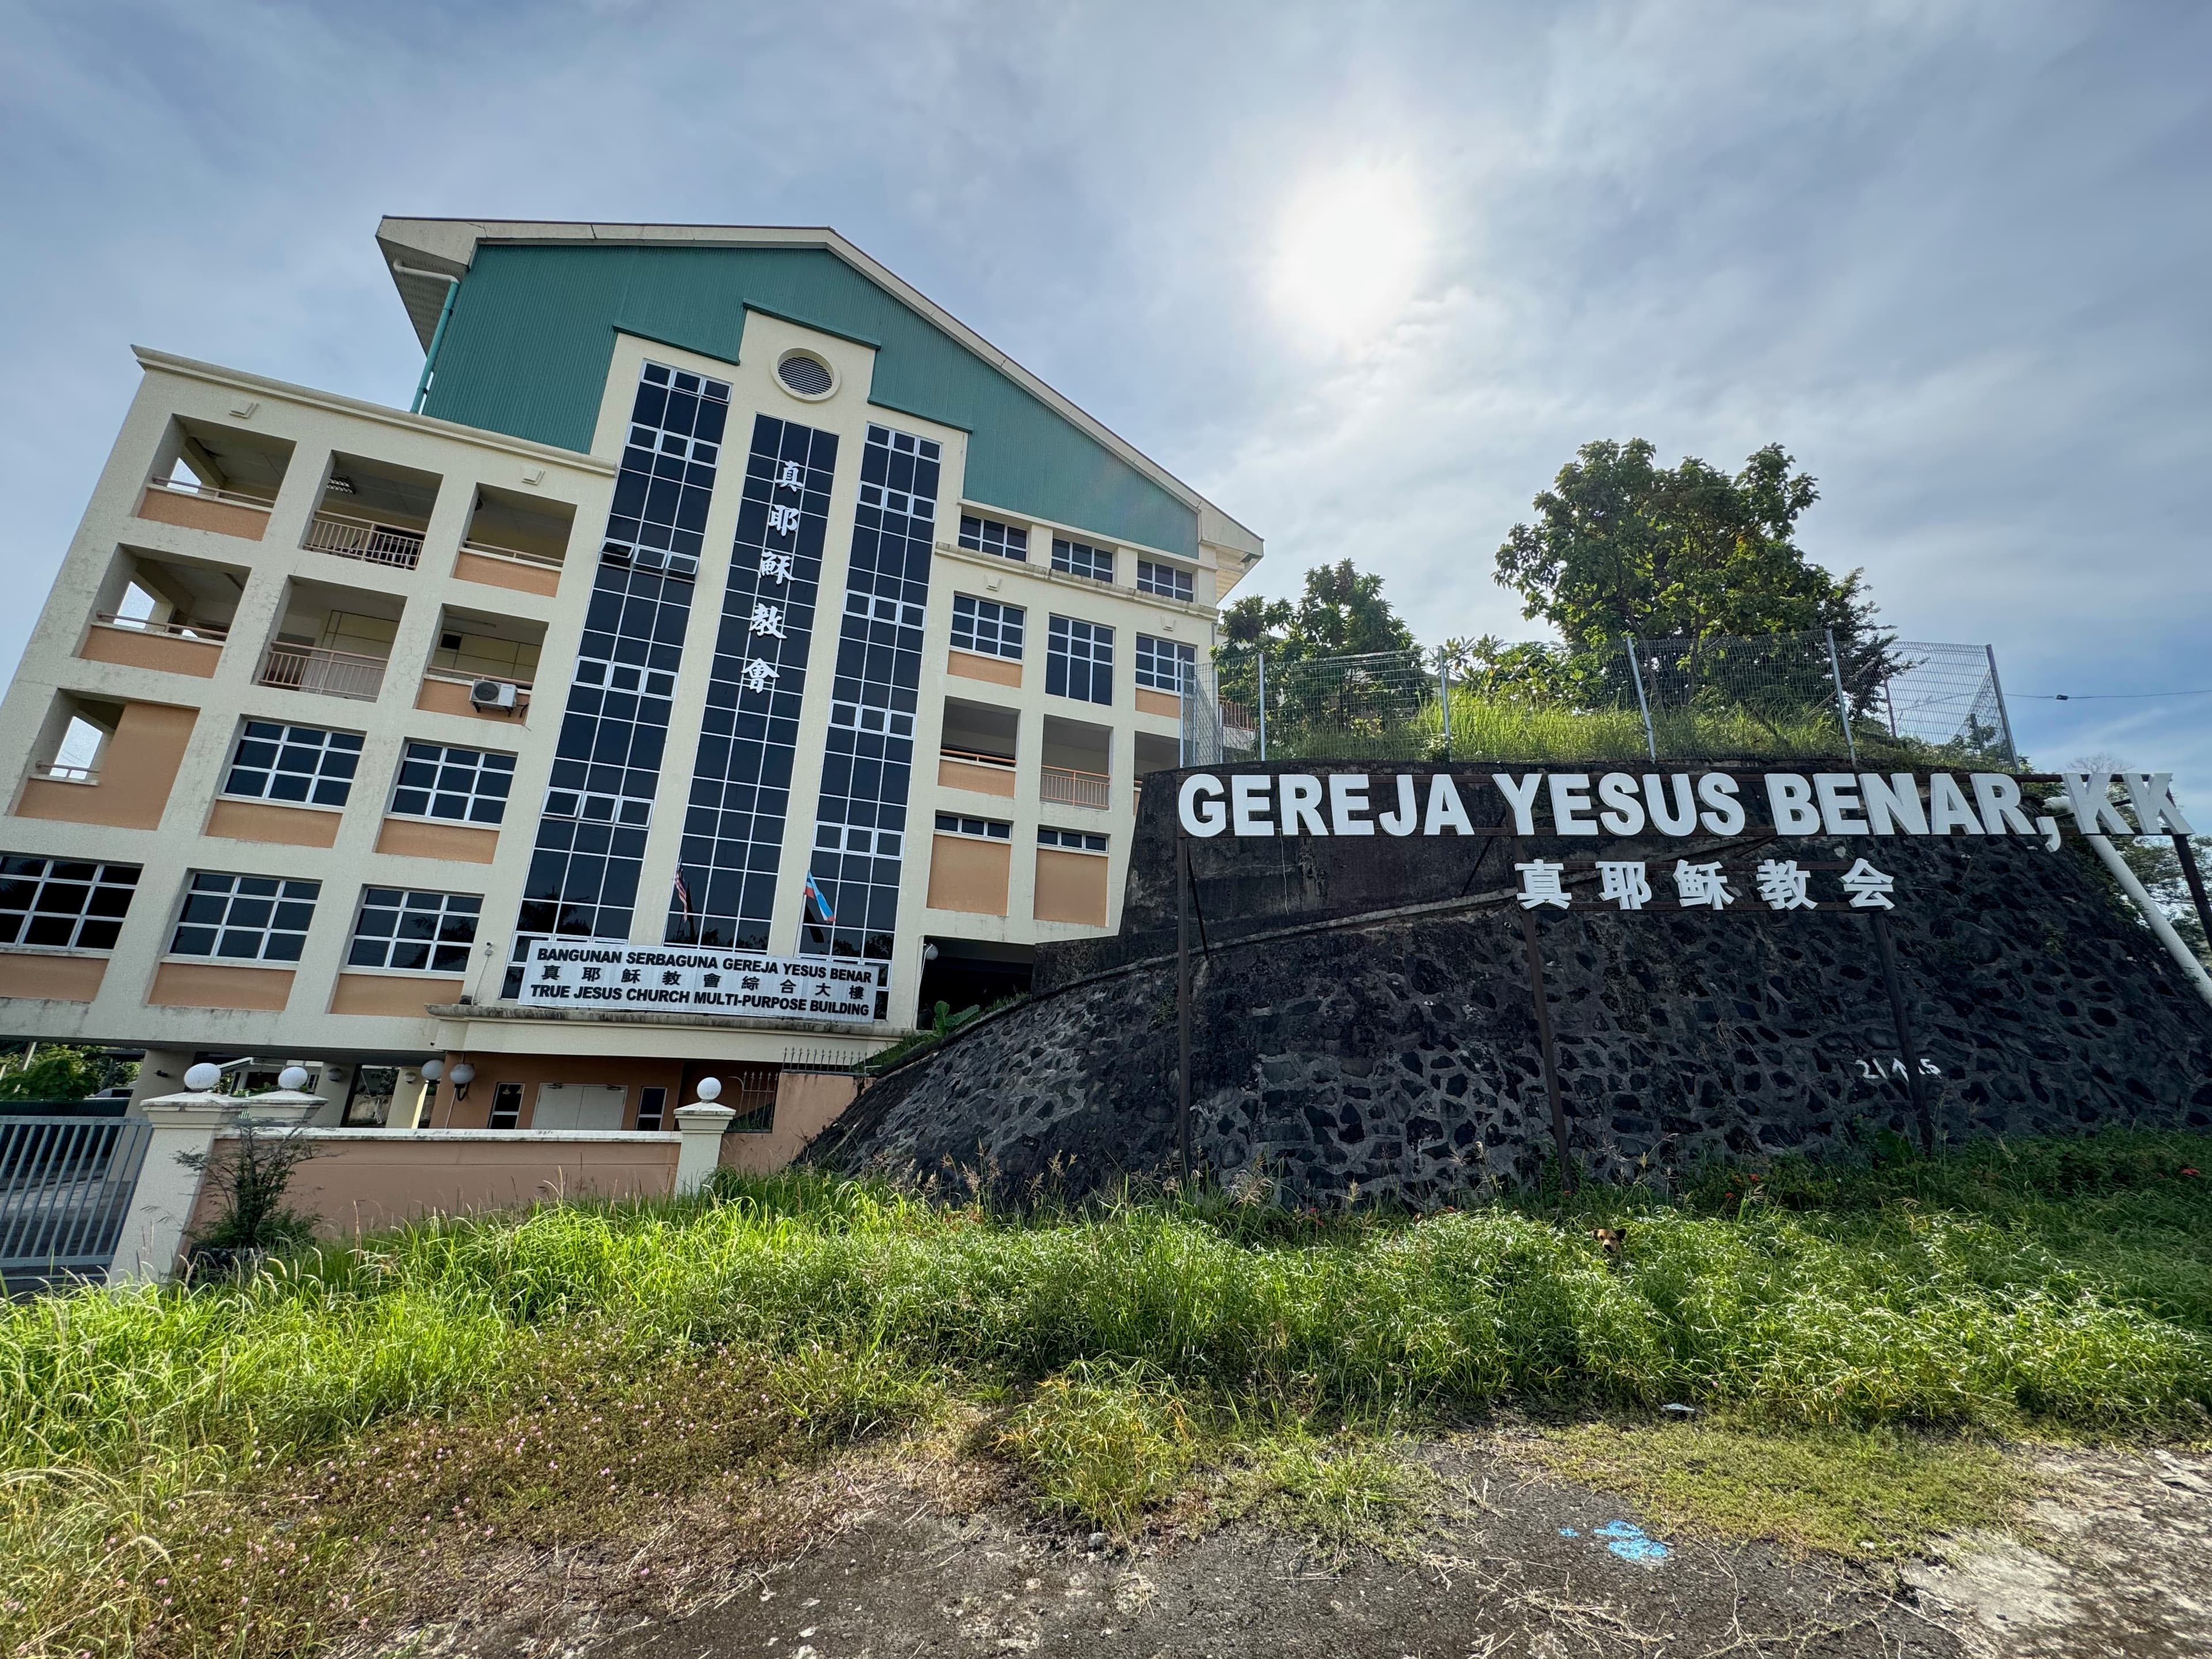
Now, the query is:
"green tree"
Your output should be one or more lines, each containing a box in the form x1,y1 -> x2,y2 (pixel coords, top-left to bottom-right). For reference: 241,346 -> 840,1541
1220,558 -> 1418,663
1217,561 -> 1428,758
0,1044 -> 115,1102
1494,438 -> 1902,714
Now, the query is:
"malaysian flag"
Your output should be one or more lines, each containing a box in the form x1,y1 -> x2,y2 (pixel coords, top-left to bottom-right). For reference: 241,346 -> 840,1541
803,870 -> 835,923
672,869 -> 695,938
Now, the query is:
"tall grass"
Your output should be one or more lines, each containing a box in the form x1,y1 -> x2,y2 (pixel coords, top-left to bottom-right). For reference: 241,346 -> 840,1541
2,1130 -> 2208,1653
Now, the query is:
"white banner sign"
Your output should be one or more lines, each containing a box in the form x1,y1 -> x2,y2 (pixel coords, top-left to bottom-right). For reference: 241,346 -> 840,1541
522,941 -> 883,1024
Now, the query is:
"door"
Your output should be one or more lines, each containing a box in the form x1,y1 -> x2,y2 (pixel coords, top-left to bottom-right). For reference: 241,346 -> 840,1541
530,1083 -> 628,1131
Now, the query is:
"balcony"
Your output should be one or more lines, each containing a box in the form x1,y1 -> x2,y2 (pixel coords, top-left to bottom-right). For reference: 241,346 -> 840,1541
257,642 -> 387,702
79,613 -> 228,679
304,510 -> 425,570
455,485 -> 575,597
1041,765 -> 1110,810
29,761 -> 97,785
938,744 -> 1016,799
135,475 -> 276,541
417,665 -> 532,721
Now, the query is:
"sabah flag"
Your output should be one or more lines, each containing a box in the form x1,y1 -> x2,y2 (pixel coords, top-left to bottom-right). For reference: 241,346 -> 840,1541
804,871 -> 835,923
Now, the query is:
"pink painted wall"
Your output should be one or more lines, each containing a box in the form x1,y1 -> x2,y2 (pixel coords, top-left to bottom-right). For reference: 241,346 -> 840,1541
186,1130 -> 682,1242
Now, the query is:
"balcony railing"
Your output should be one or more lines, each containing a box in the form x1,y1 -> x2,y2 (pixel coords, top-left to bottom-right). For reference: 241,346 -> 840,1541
940,745 -> 1016,772
29,762 -> 98,785
141,476 -> 275,513
1221,699 -> 1257,733
458,537 -> 565,570
257,643 -> 387,702
304,510 -> 426,570
91,613 -> 229,642
1041,765 -> 1111,809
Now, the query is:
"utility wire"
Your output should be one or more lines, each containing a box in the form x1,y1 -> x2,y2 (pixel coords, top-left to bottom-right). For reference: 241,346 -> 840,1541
2016,688 -> 2212,702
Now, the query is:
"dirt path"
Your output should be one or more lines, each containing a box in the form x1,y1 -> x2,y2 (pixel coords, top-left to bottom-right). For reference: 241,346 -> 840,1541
609,1445 -> 1961,1659
385,1442 -> 2210,1659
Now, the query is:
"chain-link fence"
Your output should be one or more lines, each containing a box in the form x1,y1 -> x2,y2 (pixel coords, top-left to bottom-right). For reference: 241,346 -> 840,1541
1198,630 -> 2017,767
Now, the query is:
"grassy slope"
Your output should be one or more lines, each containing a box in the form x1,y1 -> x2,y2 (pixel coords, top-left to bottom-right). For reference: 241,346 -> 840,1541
1,1130 -> 2207,1654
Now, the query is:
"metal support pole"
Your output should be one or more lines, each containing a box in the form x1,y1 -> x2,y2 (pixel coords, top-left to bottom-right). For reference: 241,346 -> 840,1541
1516,906 -> 1575,1198
1624,636 -> 1658,762
1255,654 -> 1267,762
1984,644 -> 2019,768
1868,910 -> 1936,1155
407,274 -> 460,415
1176,829 -> 1194,1186
2175,832 -> 2212,959
1824,627 -> 1858,764
1440,653 -> 1452,760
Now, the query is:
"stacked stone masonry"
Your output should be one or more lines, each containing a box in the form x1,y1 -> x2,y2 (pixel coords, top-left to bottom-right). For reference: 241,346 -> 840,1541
811,764 -> 2212,1204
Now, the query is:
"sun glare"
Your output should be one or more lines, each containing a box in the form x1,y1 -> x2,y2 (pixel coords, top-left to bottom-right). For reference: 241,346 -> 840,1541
1269,164 -> 1428,349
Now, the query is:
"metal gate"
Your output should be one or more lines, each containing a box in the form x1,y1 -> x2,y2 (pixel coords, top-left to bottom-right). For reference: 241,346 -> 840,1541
0,1115 -> 153,1285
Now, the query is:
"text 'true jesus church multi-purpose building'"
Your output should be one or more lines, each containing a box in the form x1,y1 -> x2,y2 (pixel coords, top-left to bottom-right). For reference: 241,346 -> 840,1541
0,219 -> 1262,1134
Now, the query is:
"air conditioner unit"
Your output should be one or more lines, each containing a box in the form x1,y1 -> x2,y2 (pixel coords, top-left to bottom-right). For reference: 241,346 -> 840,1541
469,679 -> 518,712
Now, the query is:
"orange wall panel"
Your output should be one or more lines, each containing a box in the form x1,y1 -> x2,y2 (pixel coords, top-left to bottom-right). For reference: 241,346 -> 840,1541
0,952 -> 107,1002
937,757 -> 1017,798
1134,688 -> 1181,718
328,973 -> 463,1017
147,961 -> 295,1011
78,627 -> 222,679
453,550 -> 562,597
948,650 -> 1021,688
204,798 -> 342,847
925,834 -> 1011,916
1034,849 -> 1110,927
16,702 -> 196,830
373,817 -> 501,863
415,677 -> 531,724
718,1071 -> 862,1176
134,488 -> 270,540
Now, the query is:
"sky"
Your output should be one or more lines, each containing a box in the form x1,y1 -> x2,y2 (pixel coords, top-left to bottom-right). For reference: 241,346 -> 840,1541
3,0 -> 2207,799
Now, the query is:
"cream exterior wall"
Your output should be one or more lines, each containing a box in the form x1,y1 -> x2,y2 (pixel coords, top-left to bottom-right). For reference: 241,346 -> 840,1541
0,302 -> 1247,1075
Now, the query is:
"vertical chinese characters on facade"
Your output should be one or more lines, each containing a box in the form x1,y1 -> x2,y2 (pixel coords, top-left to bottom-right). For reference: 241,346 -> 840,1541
671,417 -> 838,950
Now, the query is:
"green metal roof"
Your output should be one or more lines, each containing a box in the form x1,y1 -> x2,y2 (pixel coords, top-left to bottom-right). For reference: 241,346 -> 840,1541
397,233 -> 1234,559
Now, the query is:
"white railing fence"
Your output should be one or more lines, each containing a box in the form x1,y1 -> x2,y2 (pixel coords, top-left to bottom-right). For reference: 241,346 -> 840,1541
257,643 -> 388,702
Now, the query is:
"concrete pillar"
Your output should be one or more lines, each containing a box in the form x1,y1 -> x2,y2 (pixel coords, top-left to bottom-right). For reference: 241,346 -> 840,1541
126,1049 -> 197,1113
107,1090 -> 242,1284
673,1103 -> 736,1195
105,1090 -> 328,1285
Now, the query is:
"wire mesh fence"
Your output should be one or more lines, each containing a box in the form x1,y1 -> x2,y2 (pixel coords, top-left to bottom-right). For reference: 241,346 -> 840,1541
1198,630 -> 2017,767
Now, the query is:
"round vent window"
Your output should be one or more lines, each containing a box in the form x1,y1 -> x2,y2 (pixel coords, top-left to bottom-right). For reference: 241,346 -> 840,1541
776,351 -> 835,399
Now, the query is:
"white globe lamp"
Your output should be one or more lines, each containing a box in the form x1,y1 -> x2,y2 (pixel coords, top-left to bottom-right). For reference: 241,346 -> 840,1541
184,1062 -> 223,1092
421,1059 -> 446,1084
449,1062 -> 476,1087
695,1077 -> 722,1102
278,1065 -> 310,1092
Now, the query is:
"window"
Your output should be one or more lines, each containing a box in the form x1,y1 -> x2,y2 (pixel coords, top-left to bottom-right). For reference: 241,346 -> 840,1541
1051,537 -> 1113,583
806,422 -> 940,981
935,813 -> 1011,840
170,872 -> 319,962
222,721 -> 362,807
488,1081 -> 522,1130
347,888 -> 482,973
1046,616 -> 1113,704
390,741 -> 515,824
603,360 -> 729,577
541,789 -> 653,827
1135,634 -> 1196,693
959,514 -> 1028,561
1039,826 -> 1108,854
950,594 -> 1024,660
669,414 -> 837,952
636,1085 -> 668,1132
0,855 -> 139,950
1136,560 -> 1195,603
